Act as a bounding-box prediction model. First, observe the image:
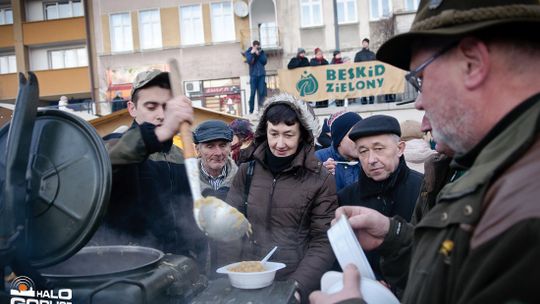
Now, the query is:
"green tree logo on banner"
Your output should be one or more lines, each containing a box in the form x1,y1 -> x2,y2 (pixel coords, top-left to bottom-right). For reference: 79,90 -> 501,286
296,71 -> 318,96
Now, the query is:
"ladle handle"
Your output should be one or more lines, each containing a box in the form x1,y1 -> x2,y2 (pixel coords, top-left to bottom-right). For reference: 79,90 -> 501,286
168,58 -> 196,159
168,59 -> 201,202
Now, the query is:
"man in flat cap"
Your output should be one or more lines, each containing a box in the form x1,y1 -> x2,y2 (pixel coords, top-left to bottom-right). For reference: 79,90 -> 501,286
91,70 -> 208,271
337,115 -> 423,284
193,120 -> 238,201
310,0 -> 540,303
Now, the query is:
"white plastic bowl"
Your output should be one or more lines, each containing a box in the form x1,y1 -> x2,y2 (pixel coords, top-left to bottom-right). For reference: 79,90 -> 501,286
216,261 -> 286,289
327,214 -> 376,280
321,271 -> 399,304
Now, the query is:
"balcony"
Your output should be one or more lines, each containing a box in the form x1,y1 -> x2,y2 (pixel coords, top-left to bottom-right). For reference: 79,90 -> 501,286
23,17 -> 86,46
34,67 -> 90,97
240,24 -> 282,55
0,24 -> 14,48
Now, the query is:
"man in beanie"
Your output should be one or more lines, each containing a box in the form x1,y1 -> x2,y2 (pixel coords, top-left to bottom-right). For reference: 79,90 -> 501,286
311,1 -> 540,303
336,114 -> 423,283
193,120 -> 238,201
287,48 -> 310,69
90,70 -> 208,270
315,111 -> 362,191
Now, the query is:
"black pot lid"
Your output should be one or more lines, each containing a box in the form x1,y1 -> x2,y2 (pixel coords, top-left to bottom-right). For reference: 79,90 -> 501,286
0,109 -> 111,268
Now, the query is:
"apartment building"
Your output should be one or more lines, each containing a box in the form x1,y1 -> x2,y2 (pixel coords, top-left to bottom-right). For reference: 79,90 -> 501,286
91,0 -> 419,116
0,0 -> 93,105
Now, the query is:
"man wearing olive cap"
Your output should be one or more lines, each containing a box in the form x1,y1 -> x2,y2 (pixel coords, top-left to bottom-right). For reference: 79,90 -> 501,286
310,0 -> 540,303
91,70 -> 208,272
337,115 -> 423,284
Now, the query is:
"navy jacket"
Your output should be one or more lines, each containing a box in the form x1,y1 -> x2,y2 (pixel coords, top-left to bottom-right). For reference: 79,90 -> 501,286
245,47 -> 267,77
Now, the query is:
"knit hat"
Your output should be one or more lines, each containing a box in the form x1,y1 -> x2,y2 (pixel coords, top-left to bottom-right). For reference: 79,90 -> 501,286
329,111 -> 362,149
377,0 -> 540,70
314,47 -> 322,54
349,115 -> 401,141
297,48 -> 306,55
400,120 -> 424,141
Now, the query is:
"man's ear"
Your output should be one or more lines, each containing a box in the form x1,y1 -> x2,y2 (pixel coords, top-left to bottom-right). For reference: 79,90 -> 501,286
397,140 -> 406,157
127,101 -> 137,118
458,37 -> 491,90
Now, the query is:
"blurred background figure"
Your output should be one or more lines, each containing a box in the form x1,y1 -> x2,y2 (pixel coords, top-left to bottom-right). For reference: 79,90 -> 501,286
354,38 -> 376,104
331,50 -> 344,64
245,40 -> 267,115
58,95 -> 69,110
287,48 -> 310,69
316,118 -> 332,150
112,91 -> 126,112
310,48 -> 329,108
331,51 -> 345,107
400,120 -> 435,174
229,119 -> 255,165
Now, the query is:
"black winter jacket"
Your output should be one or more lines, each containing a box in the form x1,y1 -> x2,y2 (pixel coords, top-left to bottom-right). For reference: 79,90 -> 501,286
337,158 -> 423,279
90,122 -> 207,265
354,48 -> 376,62
288,56 -> 310,69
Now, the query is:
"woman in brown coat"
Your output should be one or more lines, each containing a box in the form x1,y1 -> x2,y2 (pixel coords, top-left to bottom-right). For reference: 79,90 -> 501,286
221,94 -> 338,302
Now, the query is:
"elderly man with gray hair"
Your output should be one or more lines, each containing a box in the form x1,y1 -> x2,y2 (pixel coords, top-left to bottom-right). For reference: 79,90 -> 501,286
337,115 -> 423,285
193,120 -> 238,201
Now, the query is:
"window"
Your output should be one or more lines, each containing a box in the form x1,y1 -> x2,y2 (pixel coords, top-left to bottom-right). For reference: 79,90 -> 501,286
260,22 -> 278,47
0,7 -> 13,25
180,5 -> 204,45
0,55 -> 16,74
405,0 -> 420,11
300,0 -> 323,27
210,1 -> 235,43
337,0 -> 357,24
45,0 -> 83,20
49,47 -> 87,69
110,13 -> 133,52
139,9 -> 162,49
370,0 -> 391,20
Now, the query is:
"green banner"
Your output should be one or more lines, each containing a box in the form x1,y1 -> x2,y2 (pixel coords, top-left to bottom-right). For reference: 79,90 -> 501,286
278,61 -> 406,101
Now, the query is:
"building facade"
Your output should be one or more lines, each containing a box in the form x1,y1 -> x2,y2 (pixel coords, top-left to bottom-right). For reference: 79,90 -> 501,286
1,0 -> 420,119
91,0 -> 419,116
0,0 -> 94,106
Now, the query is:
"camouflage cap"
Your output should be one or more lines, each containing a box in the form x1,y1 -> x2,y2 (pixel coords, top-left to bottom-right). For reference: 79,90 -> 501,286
377,0 -> 540,70
130,69 -> 170,99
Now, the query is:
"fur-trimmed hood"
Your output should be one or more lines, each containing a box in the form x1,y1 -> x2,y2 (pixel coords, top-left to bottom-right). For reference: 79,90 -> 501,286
254,93 -> 321,146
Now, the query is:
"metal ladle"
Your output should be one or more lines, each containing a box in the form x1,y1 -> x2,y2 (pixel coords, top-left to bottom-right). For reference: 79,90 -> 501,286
168,59 -> 251,242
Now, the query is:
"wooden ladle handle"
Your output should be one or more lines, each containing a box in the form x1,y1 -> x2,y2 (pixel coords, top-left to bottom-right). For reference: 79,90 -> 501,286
168,58 -> 197,159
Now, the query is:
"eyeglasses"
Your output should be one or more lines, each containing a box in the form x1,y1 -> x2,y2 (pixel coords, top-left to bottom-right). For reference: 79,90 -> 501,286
405,42 -> 458,92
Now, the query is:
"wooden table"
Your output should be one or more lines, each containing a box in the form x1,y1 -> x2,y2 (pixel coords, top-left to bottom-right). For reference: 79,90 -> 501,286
191,278 -> 298,304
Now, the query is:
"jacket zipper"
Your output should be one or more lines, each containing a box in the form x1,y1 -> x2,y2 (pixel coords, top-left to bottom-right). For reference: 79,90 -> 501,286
265,177 -> 278,236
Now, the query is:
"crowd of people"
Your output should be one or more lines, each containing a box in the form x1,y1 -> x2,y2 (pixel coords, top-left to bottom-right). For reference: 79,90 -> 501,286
92,0 -> 540,303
